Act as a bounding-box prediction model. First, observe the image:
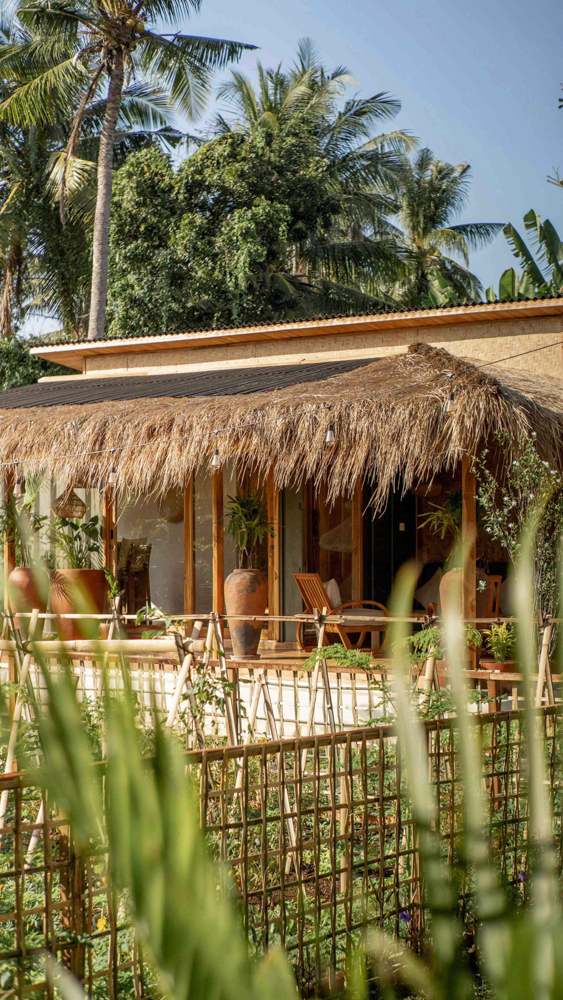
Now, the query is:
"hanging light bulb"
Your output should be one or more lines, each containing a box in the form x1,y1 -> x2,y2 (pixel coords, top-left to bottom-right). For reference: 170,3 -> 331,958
325,423 -> 336,446
107,450 -> 117,486
445,389 -> 455,414
14,469 -> 25,499
211,431 -> 221,470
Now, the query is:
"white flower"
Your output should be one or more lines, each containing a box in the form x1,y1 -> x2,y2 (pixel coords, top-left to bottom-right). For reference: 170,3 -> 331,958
542,461 -> 549,467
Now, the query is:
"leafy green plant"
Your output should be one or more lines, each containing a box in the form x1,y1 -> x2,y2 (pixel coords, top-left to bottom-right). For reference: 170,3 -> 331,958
224,490 -> 275,569
474,431 -> 563,621
0,478 -> 47,567
50,515 -> 102,570
482,622 -> 516,663
485,209 -> 563,301
418,490 -> 463,540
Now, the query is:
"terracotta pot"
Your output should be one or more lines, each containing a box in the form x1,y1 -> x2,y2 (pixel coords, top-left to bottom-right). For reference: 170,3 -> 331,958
486,659 -> 517,695
224,568 -> 268,659
7,566 -> 49,637
50,569 -> 107,641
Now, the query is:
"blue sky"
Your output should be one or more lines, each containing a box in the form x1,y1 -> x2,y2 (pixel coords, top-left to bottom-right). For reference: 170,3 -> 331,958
180,0 -> 563,290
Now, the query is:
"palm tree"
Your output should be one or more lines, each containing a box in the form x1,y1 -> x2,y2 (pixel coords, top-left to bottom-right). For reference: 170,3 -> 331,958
212,39 -> 414,308
0,14 -> 188,338
391,148 -> 503,308
0,1 -> 252,340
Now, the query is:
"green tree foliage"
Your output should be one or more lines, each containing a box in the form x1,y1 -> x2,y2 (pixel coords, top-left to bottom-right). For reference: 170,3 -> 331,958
485,209 -> 563,301
0,0 -> 252,341
0,13 -> 192,340
106,42 -> 413,334
391,148 -> 503,308
0,336 -> 67,390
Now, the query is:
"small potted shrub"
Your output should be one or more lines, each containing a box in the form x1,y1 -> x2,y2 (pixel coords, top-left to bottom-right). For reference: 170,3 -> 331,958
482,622 -> 517,673
49,515 -> 106,640
1,486 -> 49,635
224,491 -> 275,659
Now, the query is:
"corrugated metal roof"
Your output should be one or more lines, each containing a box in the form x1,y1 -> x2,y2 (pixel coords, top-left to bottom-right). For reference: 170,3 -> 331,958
30,294 -> 563,350
0,358 -> 377,410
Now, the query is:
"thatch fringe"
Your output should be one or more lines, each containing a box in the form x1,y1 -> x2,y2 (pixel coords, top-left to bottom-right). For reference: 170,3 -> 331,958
2,343 -> 563,507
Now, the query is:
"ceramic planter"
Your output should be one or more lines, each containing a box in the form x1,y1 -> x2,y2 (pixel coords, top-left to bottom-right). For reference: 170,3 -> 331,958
224,567 -> 268,659
7,566 -> 49,637
50,568 -> 107,641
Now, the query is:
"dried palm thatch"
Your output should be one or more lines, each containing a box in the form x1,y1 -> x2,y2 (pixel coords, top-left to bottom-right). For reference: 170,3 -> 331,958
1,343 -> 563,509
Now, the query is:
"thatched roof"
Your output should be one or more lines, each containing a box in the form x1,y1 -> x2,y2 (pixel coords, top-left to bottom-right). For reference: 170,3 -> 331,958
2,343 -> 563,507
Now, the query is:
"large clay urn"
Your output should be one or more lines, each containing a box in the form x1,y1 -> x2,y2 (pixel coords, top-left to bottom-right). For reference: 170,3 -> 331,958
50,568 -> 107,641
8,566 -> 49,637
224,568 -> 268,659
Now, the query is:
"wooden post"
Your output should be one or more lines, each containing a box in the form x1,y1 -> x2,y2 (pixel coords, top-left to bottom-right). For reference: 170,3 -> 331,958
266,471 -> 280,641
212,467 -> 224,615
103,486 -> 117,578
461,455 -> 477,621
184,478 -> 195,616
3,469 -> 15,611
461,455 -> 477,668
351,480 -> 363,603
318,482 -> 330,580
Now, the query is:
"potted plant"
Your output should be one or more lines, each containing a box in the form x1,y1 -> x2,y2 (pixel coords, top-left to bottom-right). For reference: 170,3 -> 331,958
224,490 -> 275,659
1,483 -> 49,635
49,514 -> 106,640
482,622 -> 517,673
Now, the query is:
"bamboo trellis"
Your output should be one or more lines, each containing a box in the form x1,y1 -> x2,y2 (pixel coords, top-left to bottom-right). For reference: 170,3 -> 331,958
0,707 -> 561,997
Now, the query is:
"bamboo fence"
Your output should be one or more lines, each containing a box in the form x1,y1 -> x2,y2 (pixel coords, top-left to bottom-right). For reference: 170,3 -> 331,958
0,707 -> 561,998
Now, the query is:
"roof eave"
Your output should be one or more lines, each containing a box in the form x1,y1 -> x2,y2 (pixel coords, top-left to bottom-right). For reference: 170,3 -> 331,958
30,298 -> 563,372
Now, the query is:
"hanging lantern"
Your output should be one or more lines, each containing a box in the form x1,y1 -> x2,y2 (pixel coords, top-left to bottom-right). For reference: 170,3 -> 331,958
52,486 -> 86,519
325,423 -> 336,446
108,465 -> 118,486
211,447 -> 221,470
445,390 -> 455,414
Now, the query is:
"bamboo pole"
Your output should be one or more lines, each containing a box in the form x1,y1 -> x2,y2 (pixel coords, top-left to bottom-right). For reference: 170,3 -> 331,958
0,608 -> 40,829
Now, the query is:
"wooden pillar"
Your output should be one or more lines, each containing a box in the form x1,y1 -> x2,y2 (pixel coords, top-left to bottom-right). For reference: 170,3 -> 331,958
318,481 -> 330,581
212,468 -> 224,614
103,487 -> 117,578
3,470 -> 15,611
266,471 -> 280,641
461,455 -> 477,622
183,478 -> 195,615
351,480 -> 363,603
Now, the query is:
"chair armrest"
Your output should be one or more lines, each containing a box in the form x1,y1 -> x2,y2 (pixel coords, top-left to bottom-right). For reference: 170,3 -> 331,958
334,600 -> 389,616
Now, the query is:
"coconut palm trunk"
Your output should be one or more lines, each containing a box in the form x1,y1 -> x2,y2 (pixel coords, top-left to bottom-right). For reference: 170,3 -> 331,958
87,49 -> 124,341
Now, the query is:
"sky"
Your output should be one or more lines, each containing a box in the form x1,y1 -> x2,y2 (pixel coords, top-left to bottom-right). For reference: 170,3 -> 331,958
180,0 -> 563,288
29,0 -> 563,335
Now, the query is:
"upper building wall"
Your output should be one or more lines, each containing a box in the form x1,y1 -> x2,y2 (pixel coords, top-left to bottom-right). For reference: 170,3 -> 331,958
31,299 -> 563,380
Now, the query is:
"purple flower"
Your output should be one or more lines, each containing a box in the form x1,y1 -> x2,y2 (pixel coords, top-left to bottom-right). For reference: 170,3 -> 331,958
399,910 -> 411,923
518,870 -> 527,882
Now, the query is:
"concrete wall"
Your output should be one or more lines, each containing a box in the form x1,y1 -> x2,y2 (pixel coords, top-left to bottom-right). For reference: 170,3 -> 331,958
84,313 -> 563,379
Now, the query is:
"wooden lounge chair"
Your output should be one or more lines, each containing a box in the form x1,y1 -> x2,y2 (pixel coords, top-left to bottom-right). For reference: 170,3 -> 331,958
293,572 -> 389,652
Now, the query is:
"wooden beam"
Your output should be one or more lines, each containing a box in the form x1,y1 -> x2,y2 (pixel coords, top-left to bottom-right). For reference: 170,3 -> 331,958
212,468 -> 224,614
266,472 -> 281,640
184,478 -> 195,615
351,481 -> 363,603
102,487 -> 117,578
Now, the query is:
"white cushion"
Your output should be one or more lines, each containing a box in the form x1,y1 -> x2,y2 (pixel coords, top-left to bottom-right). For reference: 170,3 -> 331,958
322,578 -> 343,608
414,566 -> 444,610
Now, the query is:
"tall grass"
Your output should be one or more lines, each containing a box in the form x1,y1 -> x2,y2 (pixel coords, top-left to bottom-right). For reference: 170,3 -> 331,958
14,540 -> 563,1000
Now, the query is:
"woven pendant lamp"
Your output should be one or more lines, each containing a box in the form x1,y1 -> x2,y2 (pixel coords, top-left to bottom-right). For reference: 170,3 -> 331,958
52,486 -> 87,519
